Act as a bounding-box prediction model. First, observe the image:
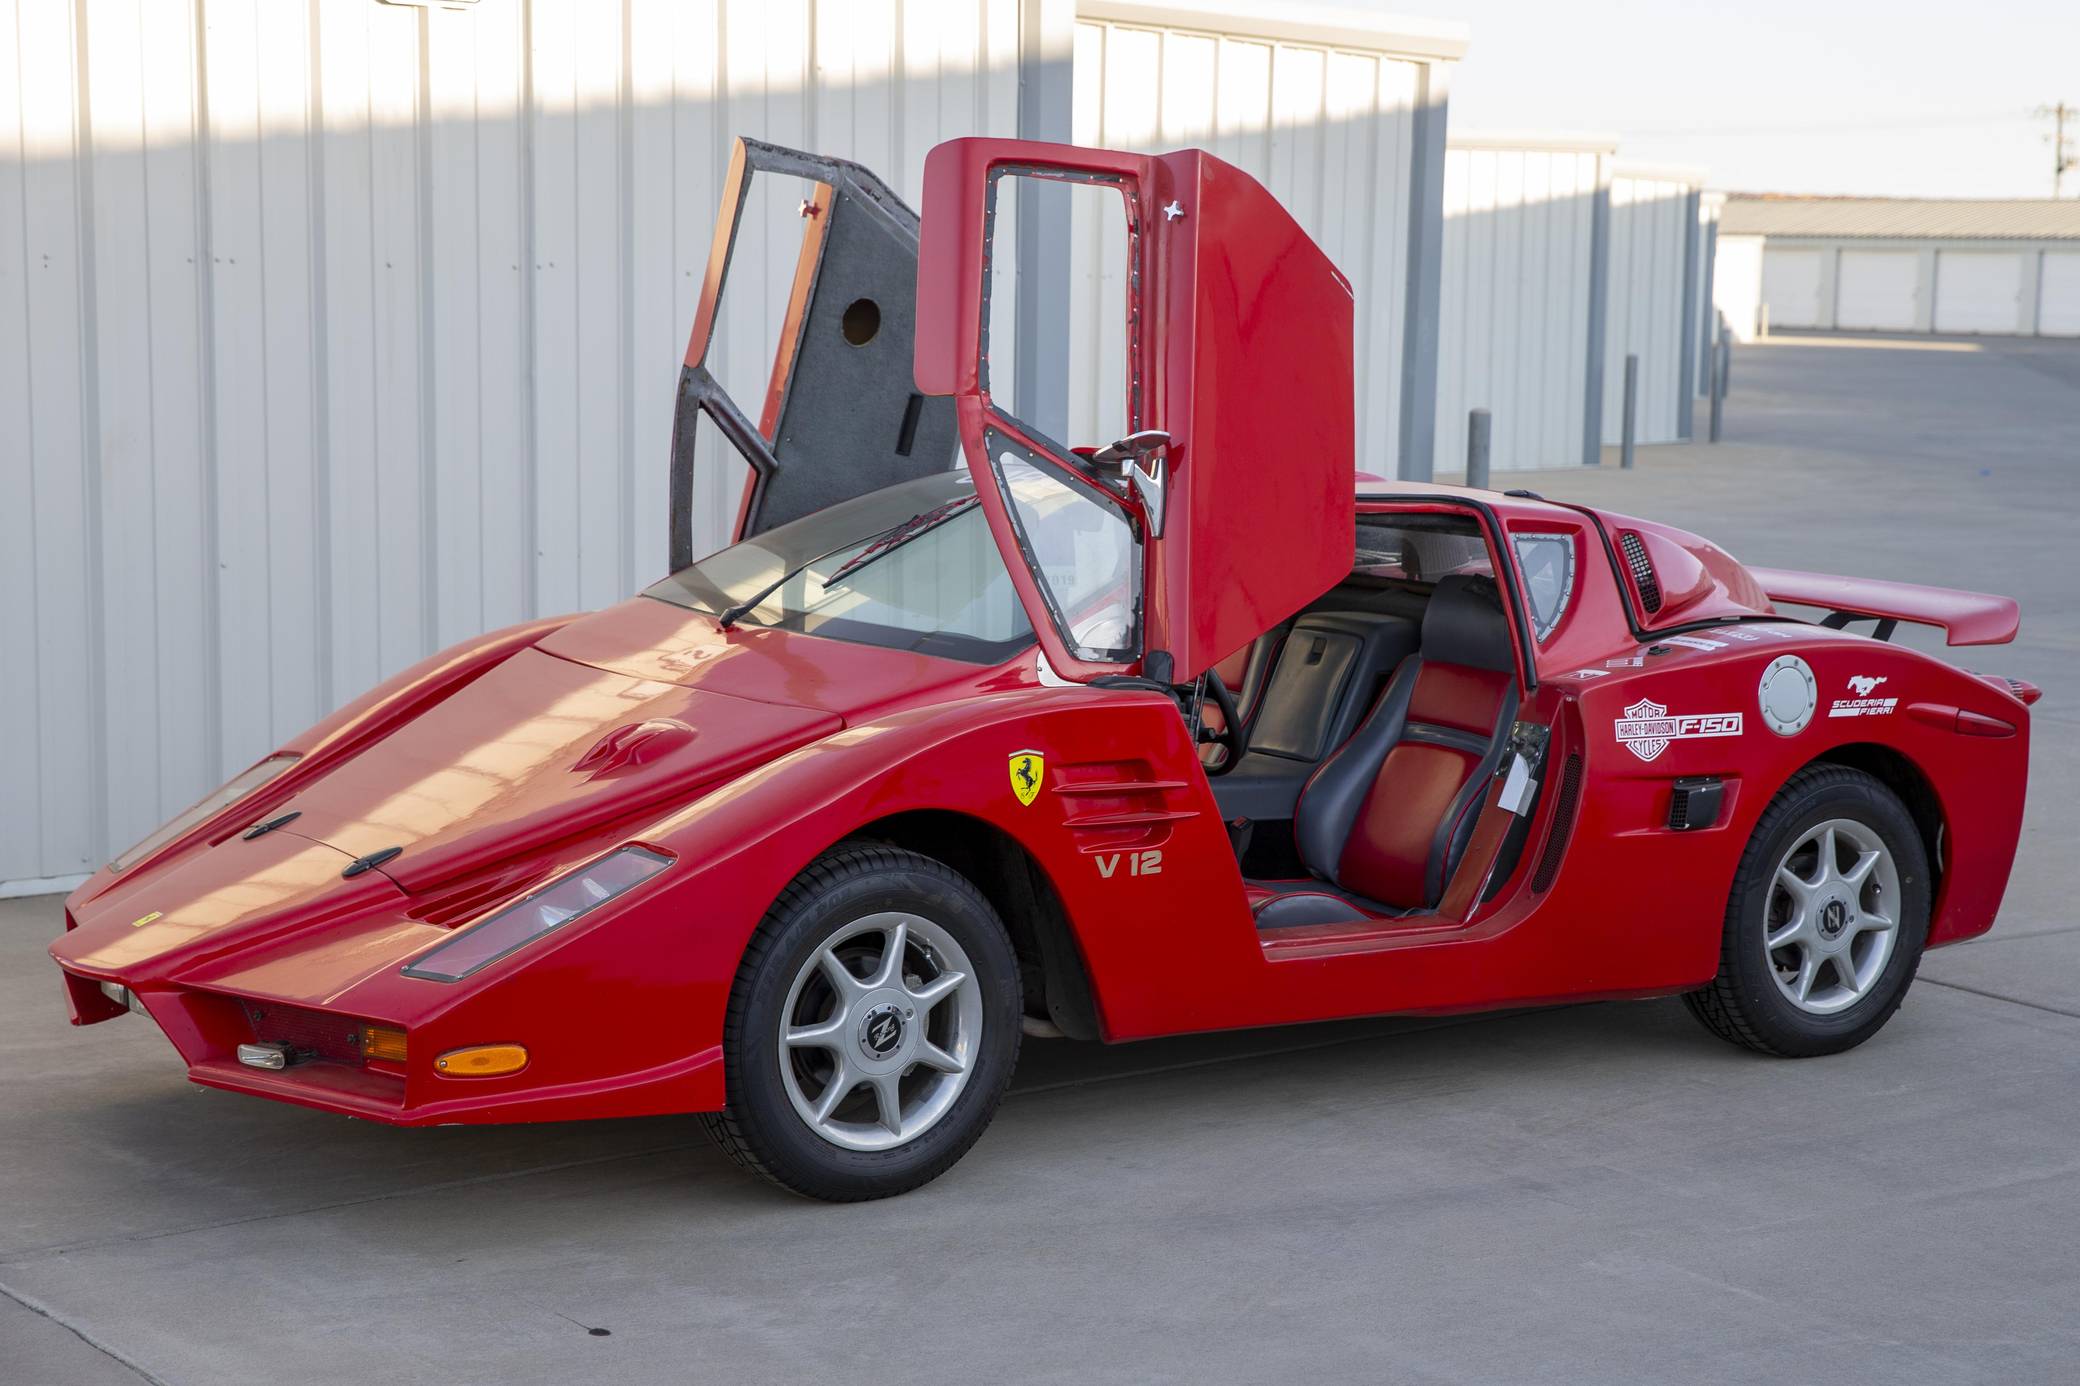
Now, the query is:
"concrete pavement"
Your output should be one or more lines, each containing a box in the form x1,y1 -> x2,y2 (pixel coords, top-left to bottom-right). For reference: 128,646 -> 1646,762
3,332 -> 2076,1384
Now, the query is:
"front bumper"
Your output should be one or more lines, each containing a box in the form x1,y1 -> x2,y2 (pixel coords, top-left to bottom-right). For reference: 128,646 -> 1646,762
55,966 -> 726,1126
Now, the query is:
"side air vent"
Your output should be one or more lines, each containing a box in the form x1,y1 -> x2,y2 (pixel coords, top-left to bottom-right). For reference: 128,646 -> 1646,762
1530,753 -> 1583,893
1618,531 -> 1662,614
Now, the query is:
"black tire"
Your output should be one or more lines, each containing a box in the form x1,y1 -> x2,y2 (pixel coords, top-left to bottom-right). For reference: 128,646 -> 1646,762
1684,765 -> 1930,1058
700,843 -> 1022,1200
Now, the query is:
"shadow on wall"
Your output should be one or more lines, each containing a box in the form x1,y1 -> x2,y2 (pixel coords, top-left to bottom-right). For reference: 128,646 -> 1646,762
0,0 -> 1444,885
1432,148 -> 1700,474
1434,145 -> 1599,475
0,0 -> 1031,884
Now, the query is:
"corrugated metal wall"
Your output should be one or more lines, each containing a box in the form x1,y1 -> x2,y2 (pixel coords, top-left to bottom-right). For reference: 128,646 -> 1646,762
0,0 -> 1023,887
1067,10 -> 1430,473
1,0 -> 1467,888
1601,164 -> 1700,446
1433,140 -> 1603,473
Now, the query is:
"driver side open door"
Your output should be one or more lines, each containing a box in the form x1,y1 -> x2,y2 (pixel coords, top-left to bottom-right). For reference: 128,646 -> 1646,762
668,139 -> 962,568
915,138 -> 1359,683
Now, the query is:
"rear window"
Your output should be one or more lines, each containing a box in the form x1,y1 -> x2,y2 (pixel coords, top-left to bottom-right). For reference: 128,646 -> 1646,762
1353,515 -> 1493,583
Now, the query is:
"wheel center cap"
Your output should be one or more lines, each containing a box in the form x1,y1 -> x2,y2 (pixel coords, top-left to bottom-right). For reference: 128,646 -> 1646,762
859,1003 -> 905,1058
1818,897 -> 1849,941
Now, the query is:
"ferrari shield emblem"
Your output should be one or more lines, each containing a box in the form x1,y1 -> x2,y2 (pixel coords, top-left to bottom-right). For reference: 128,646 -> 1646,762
1009,750 -> 1045,807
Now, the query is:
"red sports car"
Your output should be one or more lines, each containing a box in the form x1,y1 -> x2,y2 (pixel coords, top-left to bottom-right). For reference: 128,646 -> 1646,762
50,137 -> 2034,1200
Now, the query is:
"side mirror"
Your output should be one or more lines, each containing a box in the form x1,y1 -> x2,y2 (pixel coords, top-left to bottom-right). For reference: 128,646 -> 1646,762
1088,430 -> 1170,537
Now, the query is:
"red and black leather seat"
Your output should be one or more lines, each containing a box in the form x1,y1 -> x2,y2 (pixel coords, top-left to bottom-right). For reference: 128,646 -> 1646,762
1250,575 -> 1519,928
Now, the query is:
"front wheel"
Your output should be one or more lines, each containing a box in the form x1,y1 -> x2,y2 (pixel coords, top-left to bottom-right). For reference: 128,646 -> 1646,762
702,844 -> 1022,1200
1684,766 -> 1931,1057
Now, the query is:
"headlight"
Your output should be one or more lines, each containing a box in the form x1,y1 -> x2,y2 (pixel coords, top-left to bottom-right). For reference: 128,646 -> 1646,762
109,753 -> 300,873
401,847 -> 672,982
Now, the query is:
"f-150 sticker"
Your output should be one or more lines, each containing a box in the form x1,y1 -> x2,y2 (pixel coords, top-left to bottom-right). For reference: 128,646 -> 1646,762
1828,675 -> 1897,719
1614,698 -> 1744,763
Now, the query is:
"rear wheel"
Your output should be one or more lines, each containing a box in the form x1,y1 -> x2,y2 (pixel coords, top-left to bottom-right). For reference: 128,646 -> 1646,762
701,844 -> 1021,1200
1684,766 -> 1931,1057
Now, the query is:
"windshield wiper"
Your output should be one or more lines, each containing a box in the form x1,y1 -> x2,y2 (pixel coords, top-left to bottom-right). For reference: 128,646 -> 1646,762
823,495 -> 977,587
714,496 -> 978,631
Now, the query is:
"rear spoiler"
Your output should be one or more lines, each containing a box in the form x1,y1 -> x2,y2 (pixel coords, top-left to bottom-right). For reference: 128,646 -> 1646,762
1750,567 -> 2019,646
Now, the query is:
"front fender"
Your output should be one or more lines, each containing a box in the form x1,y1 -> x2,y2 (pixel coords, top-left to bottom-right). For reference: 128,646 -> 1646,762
631,684 -> 1243,1041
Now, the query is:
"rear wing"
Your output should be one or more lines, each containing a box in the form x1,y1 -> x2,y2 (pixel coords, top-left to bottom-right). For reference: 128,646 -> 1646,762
1750,567 -> 2019,646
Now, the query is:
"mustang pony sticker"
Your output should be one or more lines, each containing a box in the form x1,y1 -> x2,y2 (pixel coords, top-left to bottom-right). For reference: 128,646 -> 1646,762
1829,674 -> 1899,719
1009,750 -> 1046,806
1614,698 -> 1744,763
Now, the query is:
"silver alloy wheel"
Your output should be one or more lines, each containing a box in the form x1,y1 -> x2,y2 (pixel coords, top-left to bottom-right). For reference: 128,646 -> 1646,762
777,911 -> 982,1152
1763,817 -> 1901,1016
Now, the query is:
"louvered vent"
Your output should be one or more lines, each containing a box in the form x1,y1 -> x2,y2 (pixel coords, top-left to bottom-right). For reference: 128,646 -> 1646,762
1618,531 -> 1662,613
1531,753 -> 1583,893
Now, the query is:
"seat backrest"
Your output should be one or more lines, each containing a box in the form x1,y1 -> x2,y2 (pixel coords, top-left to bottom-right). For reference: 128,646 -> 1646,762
1245,612 -> 1419,764
1293,575 -> 1519,910
1199,625 -> 1288,765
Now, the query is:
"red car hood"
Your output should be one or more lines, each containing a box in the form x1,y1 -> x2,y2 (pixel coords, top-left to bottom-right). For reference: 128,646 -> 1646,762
263,643 -> 841,894
55,597 -> 1006,988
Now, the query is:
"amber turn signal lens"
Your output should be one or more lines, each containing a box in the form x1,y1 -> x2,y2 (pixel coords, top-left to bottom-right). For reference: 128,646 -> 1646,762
435,1043 -> 528,1078
360,1025 -> 408,1063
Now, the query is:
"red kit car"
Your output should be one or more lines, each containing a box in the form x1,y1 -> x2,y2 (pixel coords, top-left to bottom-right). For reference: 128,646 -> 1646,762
50,138 -> 2035,1199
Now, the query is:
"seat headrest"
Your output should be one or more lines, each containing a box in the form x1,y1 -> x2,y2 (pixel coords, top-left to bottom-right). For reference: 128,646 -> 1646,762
1421,574 -> 1516,673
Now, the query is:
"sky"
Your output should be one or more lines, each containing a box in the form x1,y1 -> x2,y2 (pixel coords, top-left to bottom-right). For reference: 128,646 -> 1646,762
1387,0 -> 2080,198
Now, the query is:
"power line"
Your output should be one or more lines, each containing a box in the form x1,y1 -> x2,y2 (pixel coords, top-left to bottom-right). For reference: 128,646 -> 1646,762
2036,103 -> 2077,198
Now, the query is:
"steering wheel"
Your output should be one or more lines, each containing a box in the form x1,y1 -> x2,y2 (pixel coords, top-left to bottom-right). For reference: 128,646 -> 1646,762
1198,668 -> 1247,775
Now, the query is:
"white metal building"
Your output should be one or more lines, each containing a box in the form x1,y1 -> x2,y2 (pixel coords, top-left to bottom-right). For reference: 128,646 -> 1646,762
1716,196 -> 2080,340
0,0 -> 1470,889
1434,135 -> 1607,473
1433,138 -> 1712,472
1600,162 -> 1713,449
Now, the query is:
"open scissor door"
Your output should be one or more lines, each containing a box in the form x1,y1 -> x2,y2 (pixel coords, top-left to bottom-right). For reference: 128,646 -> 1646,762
915,138 -> 1358,683
667,139 -> 961,568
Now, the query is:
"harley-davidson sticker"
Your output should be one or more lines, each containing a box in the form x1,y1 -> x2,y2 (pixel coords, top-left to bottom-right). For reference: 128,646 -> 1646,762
1614,698 -> 1743,762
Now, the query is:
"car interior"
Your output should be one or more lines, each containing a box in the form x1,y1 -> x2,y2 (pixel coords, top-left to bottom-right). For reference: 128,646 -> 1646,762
1202,513 -> 1535,931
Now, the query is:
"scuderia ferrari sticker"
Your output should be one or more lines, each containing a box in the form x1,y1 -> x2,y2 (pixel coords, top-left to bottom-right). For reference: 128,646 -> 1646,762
1614,698 -> 1743,763
1009,750 -> 1046,806
1829,674 -> 1898,719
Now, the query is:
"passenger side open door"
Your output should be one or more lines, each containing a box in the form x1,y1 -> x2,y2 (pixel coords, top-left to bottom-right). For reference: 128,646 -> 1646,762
915,138 -> 1359,684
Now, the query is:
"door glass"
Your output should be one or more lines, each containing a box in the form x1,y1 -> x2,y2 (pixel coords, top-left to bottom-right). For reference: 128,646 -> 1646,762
987,432 -> 1140,661
1511,533 -> 1577,641
982,171 -> 1139,448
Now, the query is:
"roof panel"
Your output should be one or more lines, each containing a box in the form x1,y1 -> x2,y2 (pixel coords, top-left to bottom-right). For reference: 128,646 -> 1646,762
1721,195 -> 2080,241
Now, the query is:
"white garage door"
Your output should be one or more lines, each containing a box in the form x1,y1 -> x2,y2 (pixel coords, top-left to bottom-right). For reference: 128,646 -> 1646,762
1835,250 -> 1919,331
1762,247 -> 1824,328
2039,253 -> 2080,336
1934,252 -> 2026,334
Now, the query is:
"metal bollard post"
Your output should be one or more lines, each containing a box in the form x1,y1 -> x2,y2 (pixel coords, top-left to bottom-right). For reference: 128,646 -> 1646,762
1709,338 -> 1727,443
1620,353 -> 1638,470
1466,408 -> 1491,490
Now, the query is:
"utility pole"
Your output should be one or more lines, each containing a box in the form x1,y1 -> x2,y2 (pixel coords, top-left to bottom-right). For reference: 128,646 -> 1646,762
2038,103 -> 2076,198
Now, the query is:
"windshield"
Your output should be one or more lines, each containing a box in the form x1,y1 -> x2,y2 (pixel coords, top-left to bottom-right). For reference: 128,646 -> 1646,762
646,473 -> 1037,663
